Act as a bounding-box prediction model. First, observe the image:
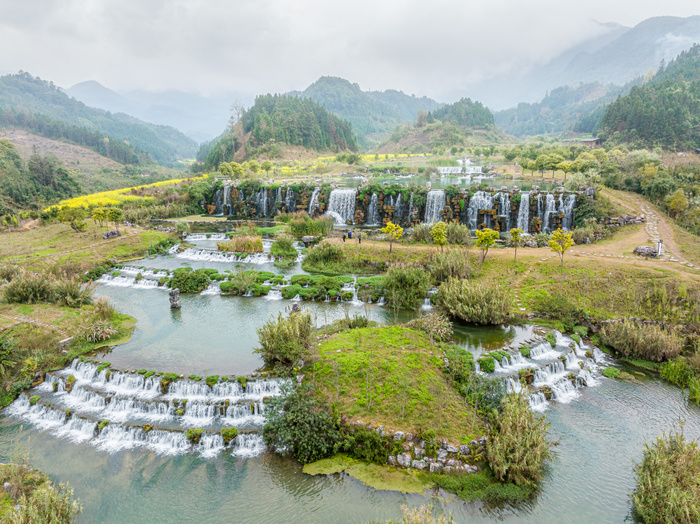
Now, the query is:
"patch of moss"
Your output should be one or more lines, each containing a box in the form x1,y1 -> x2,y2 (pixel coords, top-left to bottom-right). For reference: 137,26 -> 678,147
160,373 -> 180,394
97,419 -> 109,430
137,369 -> 147,375
520,346 -> 530,357
143,424 -> 154,433
303,454 -> 433,494
144,371 -> 155,379
570,334 -> 581,344
28,395 -> 40,406
478,356 -> 496,373
205,375 -> 219,388
186,428 -> 203,444
545,332 -> 556,347
603,367 -> 620,379
236,376 -> 247,389
96,362 -> 111,373
221,427 -> 238,446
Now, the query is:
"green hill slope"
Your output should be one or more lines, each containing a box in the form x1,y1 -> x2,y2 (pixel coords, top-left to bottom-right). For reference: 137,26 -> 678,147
0,73 -> 198,165
600,43 -> 700,150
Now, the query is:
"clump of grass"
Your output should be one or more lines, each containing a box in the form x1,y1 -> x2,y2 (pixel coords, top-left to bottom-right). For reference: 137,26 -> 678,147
599,321 -> 683,362
437,279 -> 512,325
217,236 -> 263,253
255,310 -> 313,371
602,367 -> 620,379
277,212 -> 333,238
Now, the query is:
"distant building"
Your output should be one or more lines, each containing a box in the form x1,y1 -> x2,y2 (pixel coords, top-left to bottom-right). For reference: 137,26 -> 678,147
581,138 -> 602,148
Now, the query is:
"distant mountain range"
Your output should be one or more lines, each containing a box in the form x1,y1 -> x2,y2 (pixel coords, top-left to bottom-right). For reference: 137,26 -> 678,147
471,16 -> 700,111
288,77 -> 443,149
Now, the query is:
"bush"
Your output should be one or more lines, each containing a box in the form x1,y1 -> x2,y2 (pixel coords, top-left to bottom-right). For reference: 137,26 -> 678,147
602,367 -> 620,379
279,212 -> 334,238
633,427 -> 700,523
270,236 -> 298,259
255,310 -> 313,369
217,236 -> 263,253
262,384 -> 339,464
169,268 -> 211,294
532,291 -> 585,332
437,279 -> 512,325
10,481 -> 82,523
304,242 -> 345,266
488,394 -> 553,487
660,358 -> 695,388
384,264 -> 431,310
221,427 -> 239,446
406,313 -> 453,342
4,269 -> 93,307
446,222 -> 471,245
281,284 -> 302,300
205,375 -> 219,387
599,321 -> 683,362
428,250 -> 479,284
409,224 -> 433,244
339,426 -> 391,464
186,428 -> 203,444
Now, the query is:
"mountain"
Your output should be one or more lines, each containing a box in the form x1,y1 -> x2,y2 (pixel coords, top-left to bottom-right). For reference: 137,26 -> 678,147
471,16 -> 700,110
201,94 -> 358,168
600,43 -> 700,150
66,81 -> 247,142
0,72 -> 198,165
289,77 -> 442,149
494,81 -> 638,137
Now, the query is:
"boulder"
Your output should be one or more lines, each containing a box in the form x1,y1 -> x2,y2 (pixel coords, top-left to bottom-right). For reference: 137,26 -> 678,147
470,439 -> 479,448
411,460 -> 427,470
437,450 -> 448,461
414,448 -> 425,459
397,453 -> 412,468
478,436 -> 488,446
466,465 -> 478,474
393,431 -> 405,441
102,230 -> 121,240
169,288 -> 181,309
446,445 -> 459,453
633,246 -> 657,257
459,445 -> 471,456
387,455 -> 397,466
429,462 -> 443,473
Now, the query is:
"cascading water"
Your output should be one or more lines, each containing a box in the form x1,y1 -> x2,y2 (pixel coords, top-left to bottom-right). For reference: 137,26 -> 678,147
497,192 -> 511,231
537,194 -> 544,225
394,193 -> 403,218
213,188 -> 223,214
326,189 -> 357,225
562,194 -> 576,230
424,190 -> 446,224
256,189 -> 269,217
308,187 -> 321,216
285,189 -> 297,212
517,192 -> 530,232
542,194 -> 556,233
366,193 -> 380,226
223,185 -> 231,215
467,191 -> 494,230
406,193 -> 414,222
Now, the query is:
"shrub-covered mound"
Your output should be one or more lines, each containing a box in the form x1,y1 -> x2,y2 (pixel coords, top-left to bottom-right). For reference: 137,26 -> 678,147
599,320 -> 683,362
437,279 -> 512,325
311,326 -> 484,442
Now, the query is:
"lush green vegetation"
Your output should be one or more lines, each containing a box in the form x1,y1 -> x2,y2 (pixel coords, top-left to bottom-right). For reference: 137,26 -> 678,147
598,321 -> 683,362
0,72 -> 197,164
383,264 -> 431,311
633,426 -> 700,523
255,310 -> 313,372
169,268 -> 212,294
431,97 -> 494,129
437,280 -> 512,325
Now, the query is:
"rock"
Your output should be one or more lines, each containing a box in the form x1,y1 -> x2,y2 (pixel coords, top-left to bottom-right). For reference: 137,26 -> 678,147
414,448 -> 424,459
387,455 -> 397,466
466,465 -> 478,474
470,439 -> 479,448
169,288 -> 181,309
393,431 -> 405,441
405,432 -> 414,441
411,459 -> 427,470
3,482 -> 10,490
402,443 -> 411,451
443,466 -> 454,473
418,439 -> 426,448
446,459 -> 460,467
437,450 -> 448,461
397,453 -> 411,468
478,436 -> 488,446
375,425 -> 384,436
440,439 -> 448,450
459,445 -> 471,456
102,230 -> 121,240
429,462 -> 442,473
633,246 -> 657,257
446,445 -> 459,453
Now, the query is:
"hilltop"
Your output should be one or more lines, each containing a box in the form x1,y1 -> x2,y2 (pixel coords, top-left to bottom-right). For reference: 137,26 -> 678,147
0,73 -> 198,165
289,77 -> 442,149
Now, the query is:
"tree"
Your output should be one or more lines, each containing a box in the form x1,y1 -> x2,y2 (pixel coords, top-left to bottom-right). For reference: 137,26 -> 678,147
261,160 -> 273,174
230,162 -> 244,177
430,221 -> 447,252
665,188 -> 688,222
509,228 -> 524,260
106,208 -> 123,231
92,207 -> 107,227
58,206 -> 86,233
548,228 -> 574,266
175,221 -> 191,239
248,160 -> 260,174
556,161 -> 575,181
219,163 -> 233,177
475,227 -> 499,264
380,221 -> 403,253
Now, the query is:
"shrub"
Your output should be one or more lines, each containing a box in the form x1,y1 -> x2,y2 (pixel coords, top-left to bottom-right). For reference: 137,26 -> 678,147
437,279 -> 512,325
262,384 -> 339,464
599,321 -> 683,362
384,264 -> 431,310
281,284 -> 302,300
660,358 -> 695,388
409,224 -> 433,243
406,313 -> 453,342
532,292 -> 585,332
52,275 -> 94,308
217,236 -> 263,253
221,427 -> 239,446
428,250 -> 478,284
488,394 -> 553,487
339,426 -> 391,464
186,428 -> 203,444
82,319 -> 117,343
270,236 -> 298,259
281,213 -> 334,238
446,222 -> 472,245
602,367 -> 620,379
205,375 -> 219,387
304,242 -> 345,266
93,297 -> 116,321
4,270 -> 55,304
9,480 -> 82,523
633,427 -> 700,523
169,268 -> 211,294
478,356 -> 496,373
255,310 -> 313,369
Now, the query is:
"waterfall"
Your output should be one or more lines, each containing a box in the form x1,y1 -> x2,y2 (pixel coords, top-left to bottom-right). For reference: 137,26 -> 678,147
528,392 -> 548,412
504,377 -> 522,394
424,190 -> 446,224
327,189 -> 357,225
562,194 -> 576,230
537,194 -> 544,225
533,360 -> 566,386
255,189 -> 268,217
213,188 -> 223,214
497,192 -> 511,231
517,192 -> 530,232
285,189 -> 297,212
275,187 -> 282,212
542,194 -> 556,233
232,433 -> 266,457
238,189 -> 245,201
551,379 -> 578,402
265,289 -> 283,300
366,193 -> 380,226
467,191 -> 494,230
308,187 -> 321,215
394,193 -> 403,218
406,193 -> 414,222
223,185 -> 231,215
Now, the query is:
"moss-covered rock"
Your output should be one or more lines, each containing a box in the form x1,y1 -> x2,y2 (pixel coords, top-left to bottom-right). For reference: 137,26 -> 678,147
221,427 -> 239,446
28,395 -> 40,406
603,367 -> 621,379
186,428 -> 203,444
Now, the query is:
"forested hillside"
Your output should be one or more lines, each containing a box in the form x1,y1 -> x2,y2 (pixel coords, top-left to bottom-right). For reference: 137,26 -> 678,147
601,44 -> 700,150
431,98 -> 494,129
201,94 -> 358,169
495,82 -> 634,137
0,73 -> 198,164
0,139 -> 80,213
290,77 -> 442,148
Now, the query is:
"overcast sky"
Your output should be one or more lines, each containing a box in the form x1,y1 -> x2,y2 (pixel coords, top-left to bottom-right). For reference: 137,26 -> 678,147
0,0 -> 698,102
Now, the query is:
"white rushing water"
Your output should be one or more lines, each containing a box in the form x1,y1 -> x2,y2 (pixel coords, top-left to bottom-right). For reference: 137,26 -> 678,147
542,193 -> 556,233
366,193 -> 380,226
308,187 -> 321,215
517,192 -> 530,232
424,190 -> 446,224
326,188 -> 357,225
467,191 -> 494,230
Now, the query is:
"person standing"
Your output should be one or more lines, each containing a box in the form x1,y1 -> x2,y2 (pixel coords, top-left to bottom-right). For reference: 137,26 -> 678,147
358,232 -> 362,244
343,232 -> 347,243
348,230 -> 353,240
